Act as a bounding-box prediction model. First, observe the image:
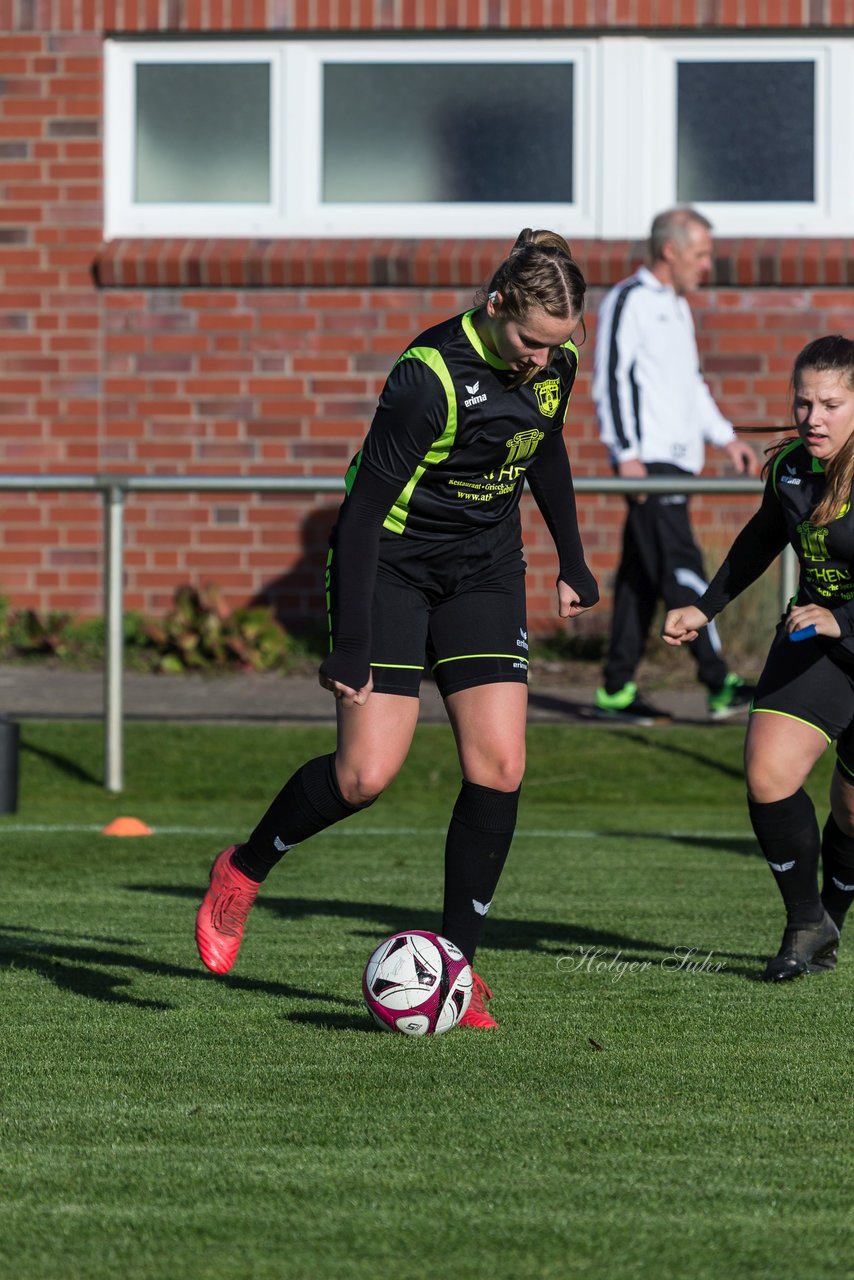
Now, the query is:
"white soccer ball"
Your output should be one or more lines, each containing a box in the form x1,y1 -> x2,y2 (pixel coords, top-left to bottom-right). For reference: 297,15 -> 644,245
362,930 -> 473,1036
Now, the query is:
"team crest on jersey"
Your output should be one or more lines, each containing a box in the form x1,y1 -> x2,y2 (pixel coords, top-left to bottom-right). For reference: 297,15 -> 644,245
533,379 -> 561,418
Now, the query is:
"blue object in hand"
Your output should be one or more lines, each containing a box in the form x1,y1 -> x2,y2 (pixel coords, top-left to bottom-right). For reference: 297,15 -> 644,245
789,624 -> 817,642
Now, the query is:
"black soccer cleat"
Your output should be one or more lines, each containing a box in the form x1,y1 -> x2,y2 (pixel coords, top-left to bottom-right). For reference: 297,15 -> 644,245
762,909 -> 840,982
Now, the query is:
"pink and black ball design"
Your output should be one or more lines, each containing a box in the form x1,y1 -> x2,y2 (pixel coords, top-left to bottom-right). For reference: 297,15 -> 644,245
362,930 -> 473,1036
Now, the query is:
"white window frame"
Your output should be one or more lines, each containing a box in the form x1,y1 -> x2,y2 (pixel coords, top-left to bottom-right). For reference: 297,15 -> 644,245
104,35 -> 854,241
104,41 -> 284,238
104,38 -> 596,240
642,38 -> 851,237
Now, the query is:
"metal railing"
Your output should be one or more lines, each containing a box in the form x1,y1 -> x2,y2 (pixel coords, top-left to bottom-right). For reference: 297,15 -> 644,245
0,473 -> 789,792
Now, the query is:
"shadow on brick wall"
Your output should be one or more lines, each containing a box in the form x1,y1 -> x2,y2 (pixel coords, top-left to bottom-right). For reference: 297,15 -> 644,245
251,505 -> 338,648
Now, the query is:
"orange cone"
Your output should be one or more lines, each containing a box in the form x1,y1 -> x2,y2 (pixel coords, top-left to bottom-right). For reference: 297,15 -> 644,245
101,816 -> 154,837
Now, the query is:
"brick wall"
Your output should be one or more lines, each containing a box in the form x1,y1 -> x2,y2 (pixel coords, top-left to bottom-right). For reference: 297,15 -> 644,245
2,1 -> 854,642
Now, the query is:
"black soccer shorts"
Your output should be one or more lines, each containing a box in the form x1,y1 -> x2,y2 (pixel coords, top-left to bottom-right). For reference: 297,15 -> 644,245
752,622 -> 854,772
359,518 -> 530,699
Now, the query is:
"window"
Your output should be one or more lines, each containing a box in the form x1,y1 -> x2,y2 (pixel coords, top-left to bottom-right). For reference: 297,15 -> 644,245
321,62 -> 575,205
105,40 -> 593,239
135,62 -> 271,203
676,61 -> 815,204
104,36 -> 854,240
633,39 -> 850,236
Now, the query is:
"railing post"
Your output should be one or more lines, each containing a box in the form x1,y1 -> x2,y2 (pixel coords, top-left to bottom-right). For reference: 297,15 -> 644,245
103,483 -> 125,793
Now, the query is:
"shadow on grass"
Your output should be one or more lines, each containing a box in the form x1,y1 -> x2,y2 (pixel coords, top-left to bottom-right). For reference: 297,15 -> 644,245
611,831 -> 760,859
285,1010 -> 381,1032
613,728 -> 746,783
20,739 -> 101,787
128,884 -> 778,982
0,924 -> 352,1009
130,883 -> 704,965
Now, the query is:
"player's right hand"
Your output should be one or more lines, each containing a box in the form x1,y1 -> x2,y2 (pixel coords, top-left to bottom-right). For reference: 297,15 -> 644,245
318,671 -> 373,707
661,605 -> 709,646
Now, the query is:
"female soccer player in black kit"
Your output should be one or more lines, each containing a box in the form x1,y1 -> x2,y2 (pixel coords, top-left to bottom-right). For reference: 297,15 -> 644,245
663,335 -> 854,981
196,230 -> 598,1027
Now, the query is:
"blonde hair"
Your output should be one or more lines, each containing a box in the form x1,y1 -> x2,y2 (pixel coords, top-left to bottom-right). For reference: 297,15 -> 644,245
478,228 -> 587,333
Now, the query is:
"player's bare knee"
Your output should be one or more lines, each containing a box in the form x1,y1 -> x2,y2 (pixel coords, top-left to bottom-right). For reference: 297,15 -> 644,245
336,764 -> 394,806
467,754 -> 525,793
745,763 -> 792,805
497,760 -> 526,792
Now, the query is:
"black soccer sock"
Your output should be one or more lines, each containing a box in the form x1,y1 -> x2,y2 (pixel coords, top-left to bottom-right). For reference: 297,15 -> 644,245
233,753 -> 377,882
820,810 -> 854,932
747,790 -> 823,926
441,781 -> 520,964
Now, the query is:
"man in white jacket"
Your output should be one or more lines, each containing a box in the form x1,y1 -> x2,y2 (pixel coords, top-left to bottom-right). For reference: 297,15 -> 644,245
593,206 -> 759,724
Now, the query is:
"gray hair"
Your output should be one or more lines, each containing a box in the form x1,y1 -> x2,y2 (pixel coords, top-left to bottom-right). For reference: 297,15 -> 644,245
649,207 -> 713,262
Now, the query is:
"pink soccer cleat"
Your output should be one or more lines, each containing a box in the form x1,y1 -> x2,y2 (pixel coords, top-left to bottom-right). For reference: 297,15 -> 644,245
195,846 -> 260,974
460,970 -> 498,1029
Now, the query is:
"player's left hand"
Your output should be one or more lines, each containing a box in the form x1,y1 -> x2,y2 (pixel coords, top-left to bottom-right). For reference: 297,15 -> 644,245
725,439 -> 760,476
785,604 -> 841,640
557,580 -> 589,619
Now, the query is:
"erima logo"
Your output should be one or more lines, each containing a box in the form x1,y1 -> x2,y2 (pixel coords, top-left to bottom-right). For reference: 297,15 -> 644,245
769,860 -> 796,873
464,379 -> 487,408
273,836 -> 295,853
832,875 -> 854,891
517,627 -> 529,652
780,466 -> 801,486
473,899 -> 492,916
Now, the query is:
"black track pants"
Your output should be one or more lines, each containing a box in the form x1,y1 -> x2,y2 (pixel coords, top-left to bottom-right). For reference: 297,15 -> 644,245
603,466 -> 729,694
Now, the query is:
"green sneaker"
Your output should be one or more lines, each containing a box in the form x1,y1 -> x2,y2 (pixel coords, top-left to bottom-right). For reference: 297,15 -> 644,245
708,673 -> 755,721
595,682 -> 672,726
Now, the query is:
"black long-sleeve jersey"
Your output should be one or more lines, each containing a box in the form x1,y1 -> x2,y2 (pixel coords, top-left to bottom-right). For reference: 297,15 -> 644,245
321,309 -> 598,690
699,438 -> 854,658
349,308 -> 581,537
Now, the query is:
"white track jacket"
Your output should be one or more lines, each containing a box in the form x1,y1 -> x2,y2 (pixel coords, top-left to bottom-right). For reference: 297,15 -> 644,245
593,265 -> 735,475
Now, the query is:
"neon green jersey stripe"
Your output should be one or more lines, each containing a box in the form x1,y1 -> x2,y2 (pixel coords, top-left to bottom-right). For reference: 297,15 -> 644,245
461,309 -> 579,378
462,309 -> 509,369
370,663 -> 423,670
383,346 -> 458,535
432,653 -> 529,667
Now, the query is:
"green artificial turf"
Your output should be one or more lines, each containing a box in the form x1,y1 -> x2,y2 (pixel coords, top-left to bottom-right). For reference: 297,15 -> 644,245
0,721 -> 850,1280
